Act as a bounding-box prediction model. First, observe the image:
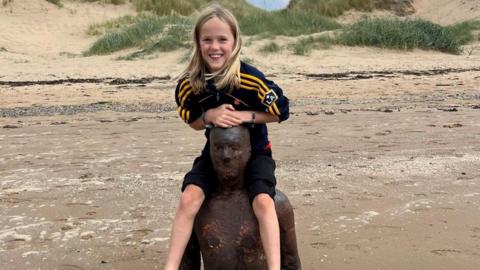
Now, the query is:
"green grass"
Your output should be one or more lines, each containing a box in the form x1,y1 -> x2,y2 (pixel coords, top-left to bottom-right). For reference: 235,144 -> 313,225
132,0 -> 376,18
290,36 -> 334,55
337,18 -> 462,54
134,0 -> 194,16
446,20 -> 480,44
119,22 -> 192,60
289,0 -> 374,17
87,14 -> 149,36
240,10 -> 341,36
259,42 -> 281,54
86,1 -> 478,58
109,0 -> 126,4
132,0 -> 259,18
48,0 -> 126,6
46,0 -> 63,7
73,0 -> 126,4
85,15 -> 192,56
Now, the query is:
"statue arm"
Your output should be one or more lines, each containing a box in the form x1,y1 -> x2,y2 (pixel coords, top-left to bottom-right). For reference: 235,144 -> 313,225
275,190 -> 302,270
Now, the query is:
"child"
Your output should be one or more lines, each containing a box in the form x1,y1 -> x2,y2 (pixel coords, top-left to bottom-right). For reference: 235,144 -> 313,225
165,4 -> 289,270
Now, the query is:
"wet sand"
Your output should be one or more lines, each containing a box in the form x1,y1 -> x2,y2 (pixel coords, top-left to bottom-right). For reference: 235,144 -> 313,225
1,68 -> 479,269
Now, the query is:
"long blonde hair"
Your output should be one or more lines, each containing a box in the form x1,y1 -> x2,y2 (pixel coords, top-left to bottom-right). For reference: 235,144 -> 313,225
181,3 -> 242,94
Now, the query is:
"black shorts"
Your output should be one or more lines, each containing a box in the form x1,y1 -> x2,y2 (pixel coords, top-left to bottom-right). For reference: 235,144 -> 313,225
181,151 -> 277,203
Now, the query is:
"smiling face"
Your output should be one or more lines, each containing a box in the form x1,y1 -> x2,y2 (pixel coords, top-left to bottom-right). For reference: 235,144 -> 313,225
199,17 -> 235,73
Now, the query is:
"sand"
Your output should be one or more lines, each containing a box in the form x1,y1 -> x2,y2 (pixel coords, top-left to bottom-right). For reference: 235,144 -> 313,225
1,0 -> 480,269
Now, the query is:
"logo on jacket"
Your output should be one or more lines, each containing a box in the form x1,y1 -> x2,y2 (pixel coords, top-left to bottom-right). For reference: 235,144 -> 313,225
262,89 -> 278,106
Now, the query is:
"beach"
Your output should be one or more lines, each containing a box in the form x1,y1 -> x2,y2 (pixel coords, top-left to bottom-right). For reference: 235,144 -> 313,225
1,1 -> 480,269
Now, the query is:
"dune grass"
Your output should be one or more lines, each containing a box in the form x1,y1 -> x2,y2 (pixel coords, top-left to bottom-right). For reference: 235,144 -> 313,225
289,0 -> 374,17
87,14 -> 149,36
259,42 -> 281,54
73,0 -> 126,4
47,0 -> 126,8
85,15 -> 192,56
446,20 -> 480,45
132,0 -> 376,18
336,18 -> 462,54
104,0 -> 126,4
240,10 -> 341,36
290,36 -> 334,55
132,1 -> 344,37
133,0 -> 194,16
118,22 -> 192,60
132,0 -> 259,18
86,1 -> 478,58
46,0 -> 63,7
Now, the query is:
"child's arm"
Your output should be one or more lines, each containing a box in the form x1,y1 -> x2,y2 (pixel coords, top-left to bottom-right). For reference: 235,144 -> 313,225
189,104 -> 243,130
189,105 -> 280,130
232,110 -> 279,124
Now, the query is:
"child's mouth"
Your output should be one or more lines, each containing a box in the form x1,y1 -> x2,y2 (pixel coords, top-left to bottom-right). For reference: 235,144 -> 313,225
209,54 -> 223,60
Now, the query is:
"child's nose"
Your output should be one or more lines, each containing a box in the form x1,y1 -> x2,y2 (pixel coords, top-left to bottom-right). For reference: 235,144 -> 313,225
211,40 -> 220,49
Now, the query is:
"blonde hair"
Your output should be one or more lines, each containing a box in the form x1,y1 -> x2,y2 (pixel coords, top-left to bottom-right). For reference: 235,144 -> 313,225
181,3 -> 242,94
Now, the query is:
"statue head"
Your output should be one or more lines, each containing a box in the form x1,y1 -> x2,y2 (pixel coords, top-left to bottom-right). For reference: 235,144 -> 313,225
209,126 -> 251,181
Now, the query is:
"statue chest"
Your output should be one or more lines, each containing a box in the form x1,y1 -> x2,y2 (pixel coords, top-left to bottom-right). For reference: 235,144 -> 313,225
194,191 -> 267,269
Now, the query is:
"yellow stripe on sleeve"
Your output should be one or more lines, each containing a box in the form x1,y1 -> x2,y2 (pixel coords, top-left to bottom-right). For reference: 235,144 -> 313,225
240,82 -> 265,100
241,74 -> 281,115
178,84 -> 192,102
241,73 -> 270,94
181,108 -> 186,121
268,107 -> 274,115
179,79 -> 189,93
177,107 -> 184,121
272,103 -> 280,115
240,78 -> 266,96
180,91 -> 192,107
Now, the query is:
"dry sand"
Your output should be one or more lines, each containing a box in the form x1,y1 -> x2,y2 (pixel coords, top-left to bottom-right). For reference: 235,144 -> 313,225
1,0 -> 480,269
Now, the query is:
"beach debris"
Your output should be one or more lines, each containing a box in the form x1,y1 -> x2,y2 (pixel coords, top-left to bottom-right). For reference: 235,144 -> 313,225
50,121 -> 67,125
442,123 -> 463,128
437,107 -> 458,112
2,124 -> 20,128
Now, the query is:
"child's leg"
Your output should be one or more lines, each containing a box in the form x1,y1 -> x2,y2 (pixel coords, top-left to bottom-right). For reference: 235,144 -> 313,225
165,184 -> 205,270
252,193 -> 280,270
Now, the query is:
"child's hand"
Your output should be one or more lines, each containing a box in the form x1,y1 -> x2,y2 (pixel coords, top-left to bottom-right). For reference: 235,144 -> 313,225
205,104 -> 242,128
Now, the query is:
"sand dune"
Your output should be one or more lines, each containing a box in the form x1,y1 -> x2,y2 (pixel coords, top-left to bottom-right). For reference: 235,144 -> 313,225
413,0 -> 480,25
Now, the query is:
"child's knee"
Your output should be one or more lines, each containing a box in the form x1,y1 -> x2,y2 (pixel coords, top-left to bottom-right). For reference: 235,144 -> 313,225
252,193 -> 275,214
179,185 -> 205,214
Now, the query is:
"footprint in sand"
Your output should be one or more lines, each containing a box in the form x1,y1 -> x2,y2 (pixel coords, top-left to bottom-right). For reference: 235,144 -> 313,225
122,228 -> 154,242
310,241 -> 335,249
